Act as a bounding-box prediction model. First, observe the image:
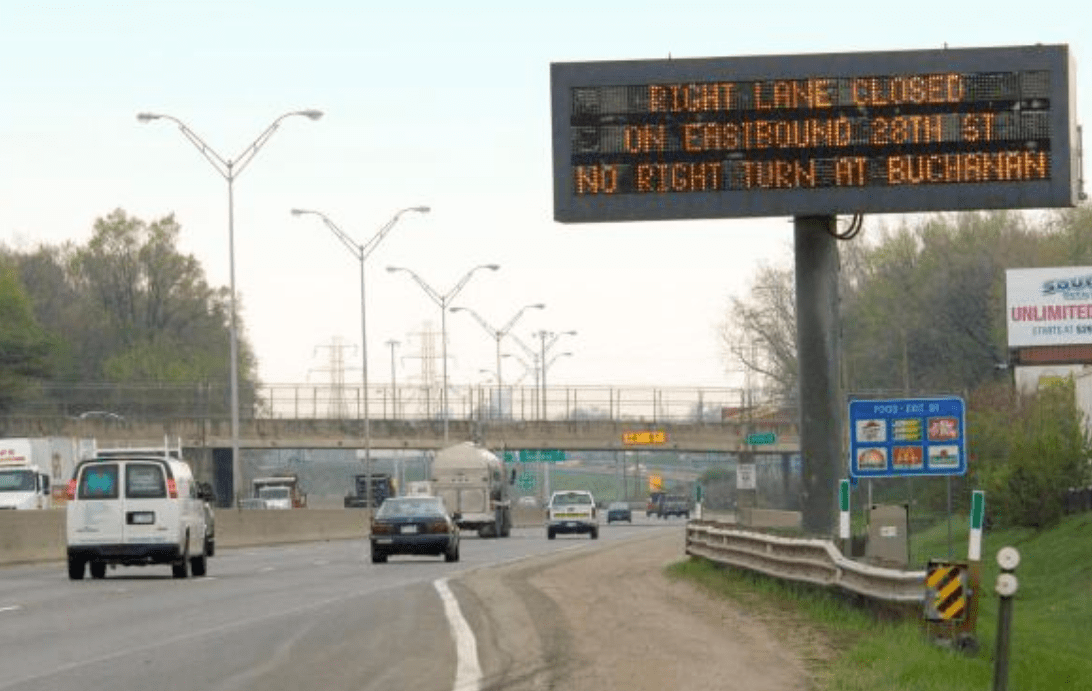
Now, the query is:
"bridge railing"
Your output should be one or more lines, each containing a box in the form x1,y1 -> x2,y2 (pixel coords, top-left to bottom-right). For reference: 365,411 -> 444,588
12,381 -> 793,425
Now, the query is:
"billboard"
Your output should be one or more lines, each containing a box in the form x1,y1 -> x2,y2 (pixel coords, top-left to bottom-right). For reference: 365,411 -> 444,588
1007,267 -> 1092,347
552,44 -> 1079,223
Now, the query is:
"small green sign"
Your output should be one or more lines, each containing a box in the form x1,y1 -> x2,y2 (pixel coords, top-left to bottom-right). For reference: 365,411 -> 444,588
746,432 -> 777,445
518,449 -> 566,463
970,490 -> 985,530
839,479 -> 850,512
517,472 -> 536,490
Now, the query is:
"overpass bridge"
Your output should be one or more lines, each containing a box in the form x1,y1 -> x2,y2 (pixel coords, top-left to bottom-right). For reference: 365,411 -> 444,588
2,383 -> 803,509
1,382 -> 801,454
1,415 -> 801,454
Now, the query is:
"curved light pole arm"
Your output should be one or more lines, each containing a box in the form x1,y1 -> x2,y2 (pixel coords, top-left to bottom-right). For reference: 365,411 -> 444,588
138,113 -> 231,177
508,333 -> 538,360
388,267 -> 444,306
361,206 -> 429,261
500,303 -> 546,337
292,209 -> 363,259
444,264 -> 500,304
232,110 -> 323,177
450,306 -> 499,340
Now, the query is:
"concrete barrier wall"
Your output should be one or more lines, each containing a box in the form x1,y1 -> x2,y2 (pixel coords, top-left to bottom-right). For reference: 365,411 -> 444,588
0,509 -> 370,566
1,506 -> 548,566
216,509 -> 367,548
0,510 -> 66,564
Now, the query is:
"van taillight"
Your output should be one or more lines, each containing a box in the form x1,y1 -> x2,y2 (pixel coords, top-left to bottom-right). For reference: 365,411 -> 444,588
167,478 -> 178,498
66,479 -> 77,500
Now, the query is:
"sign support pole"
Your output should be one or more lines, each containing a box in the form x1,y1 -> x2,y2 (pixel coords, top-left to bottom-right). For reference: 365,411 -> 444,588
795,216 -> 841,535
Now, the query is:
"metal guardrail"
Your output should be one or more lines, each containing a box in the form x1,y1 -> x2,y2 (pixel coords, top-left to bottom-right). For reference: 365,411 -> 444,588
685,520 -> 926,604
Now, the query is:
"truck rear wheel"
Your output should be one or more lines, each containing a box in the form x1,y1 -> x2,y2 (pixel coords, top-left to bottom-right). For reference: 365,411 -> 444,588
90,561 -> 107,579
68,557 -> 85,580
172,538 -> 191,579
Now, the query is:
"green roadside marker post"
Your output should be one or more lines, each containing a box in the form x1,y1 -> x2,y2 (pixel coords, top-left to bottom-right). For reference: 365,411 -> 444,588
838,479 -> 850,541
969,490 -> 985,561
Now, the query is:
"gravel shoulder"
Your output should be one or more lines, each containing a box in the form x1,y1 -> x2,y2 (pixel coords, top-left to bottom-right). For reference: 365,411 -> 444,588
455,529 -> 823,691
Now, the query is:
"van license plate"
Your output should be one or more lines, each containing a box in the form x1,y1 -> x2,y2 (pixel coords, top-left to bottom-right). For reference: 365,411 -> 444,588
128,512 -> 155,525
400,525 -> 418,534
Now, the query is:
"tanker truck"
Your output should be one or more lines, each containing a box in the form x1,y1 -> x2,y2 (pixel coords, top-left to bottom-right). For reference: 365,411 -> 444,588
430,442 -> 513,538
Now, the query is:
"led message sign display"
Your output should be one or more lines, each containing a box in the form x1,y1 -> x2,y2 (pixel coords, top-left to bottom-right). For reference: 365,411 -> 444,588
551,45 -> 1079,222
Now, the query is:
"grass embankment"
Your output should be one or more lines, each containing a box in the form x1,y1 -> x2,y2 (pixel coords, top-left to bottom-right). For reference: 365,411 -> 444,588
667,512 -> 1092,691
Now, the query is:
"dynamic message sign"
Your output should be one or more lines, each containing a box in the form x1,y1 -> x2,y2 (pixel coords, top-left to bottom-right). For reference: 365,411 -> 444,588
848,397 -> 967,478
1006,266 -> 1092,347
552,45 -> 1078,222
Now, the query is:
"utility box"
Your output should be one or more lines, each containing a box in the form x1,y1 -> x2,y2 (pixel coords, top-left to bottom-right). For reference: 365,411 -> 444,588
866,503 -> 909,568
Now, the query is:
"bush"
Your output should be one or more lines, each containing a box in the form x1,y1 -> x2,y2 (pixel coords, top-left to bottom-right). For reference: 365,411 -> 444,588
974,379 -> 1090,529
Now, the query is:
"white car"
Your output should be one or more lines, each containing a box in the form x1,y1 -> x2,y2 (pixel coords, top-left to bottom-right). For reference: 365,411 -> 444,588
65,446 -> 210,580
546,490 -> 599,540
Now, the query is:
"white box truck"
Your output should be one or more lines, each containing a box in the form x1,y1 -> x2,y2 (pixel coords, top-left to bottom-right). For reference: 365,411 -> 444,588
0,438 -> 62,510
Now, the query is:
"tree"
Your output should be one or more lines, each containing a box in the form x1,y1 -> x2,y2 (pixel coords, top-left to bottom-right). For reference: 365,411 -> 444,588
0,260 -> 52,412
719,264 -> 798,402
70,209 -> 257,386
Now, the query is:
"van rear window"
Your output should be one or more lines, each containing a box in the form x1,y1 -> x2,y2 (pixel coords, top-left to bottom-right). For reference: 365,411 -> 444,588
79,464 -> 119,499
126,464 -> 167,499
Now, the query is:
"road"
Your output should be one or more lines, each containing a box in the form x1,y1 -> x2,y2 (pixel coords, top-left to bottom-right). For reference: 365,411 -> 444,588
0,516 -> 813,690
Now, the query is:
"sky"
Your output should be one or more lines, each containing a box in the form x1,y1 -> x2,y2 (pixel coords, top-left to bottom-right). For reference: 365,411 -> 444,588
1,1 -> 1089,392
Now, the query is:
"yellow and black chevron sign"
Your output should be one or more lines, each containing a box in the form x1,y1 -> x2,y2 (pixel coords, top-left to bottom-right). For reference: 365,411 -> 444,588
925,561 -> 967,622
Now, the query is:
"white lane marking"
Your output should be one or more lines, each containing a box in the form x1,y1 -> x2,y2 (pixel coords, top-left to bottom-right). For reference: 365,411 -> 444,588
434,578 -> 481,691
0,606 -> 21,614
259,566 -> 275,572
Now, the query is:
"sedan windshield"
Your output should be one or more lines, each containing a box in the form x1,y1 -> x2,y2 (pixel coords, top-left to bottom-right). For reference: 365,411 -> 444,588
376,498 -> 446,518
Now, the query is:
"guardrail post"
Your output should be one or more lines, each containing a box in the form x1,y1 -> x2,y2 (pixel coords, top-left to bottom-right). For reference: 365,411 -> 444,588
992,546 -> 1020,691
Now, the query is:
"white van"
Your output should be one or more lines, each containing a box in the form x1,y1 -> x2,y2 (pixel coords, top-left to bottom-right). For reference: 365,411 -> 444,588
65,445 -> 210,580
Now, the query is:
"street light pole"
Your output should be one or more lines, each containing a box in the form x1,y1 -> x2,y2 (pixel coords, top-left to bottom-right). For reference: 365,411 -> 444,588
387,264 -> 500,441
290,206 -> 429,515
138,109 -> 323,506
449,303 -> 545,418
533,330 -> 577,420
386,339 -> 400,419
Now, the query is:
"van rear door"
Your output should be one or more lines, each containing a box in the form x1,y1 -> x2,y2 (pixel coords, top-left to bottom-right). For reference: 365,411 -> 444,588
72,463 -> 124,544
122,462 -> 178,545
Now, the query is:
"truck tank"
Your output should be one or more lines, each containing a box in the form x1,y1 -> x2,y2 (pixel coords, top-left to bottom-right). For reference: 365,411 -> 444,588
430,442 -> 512,538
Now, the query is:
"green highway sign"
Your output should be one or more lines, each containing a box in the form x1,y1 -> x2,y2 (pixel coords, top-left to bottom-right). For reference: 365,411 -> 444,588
746,432 -> 777,445
517,472 -> 536,491
503,449 -> 567,463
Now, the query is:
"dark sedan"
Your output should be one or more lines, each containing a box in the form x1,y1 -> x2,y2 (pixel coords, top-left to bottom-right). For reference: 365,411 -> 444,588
369,496 -> 460,564
606,501 -> 632,524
